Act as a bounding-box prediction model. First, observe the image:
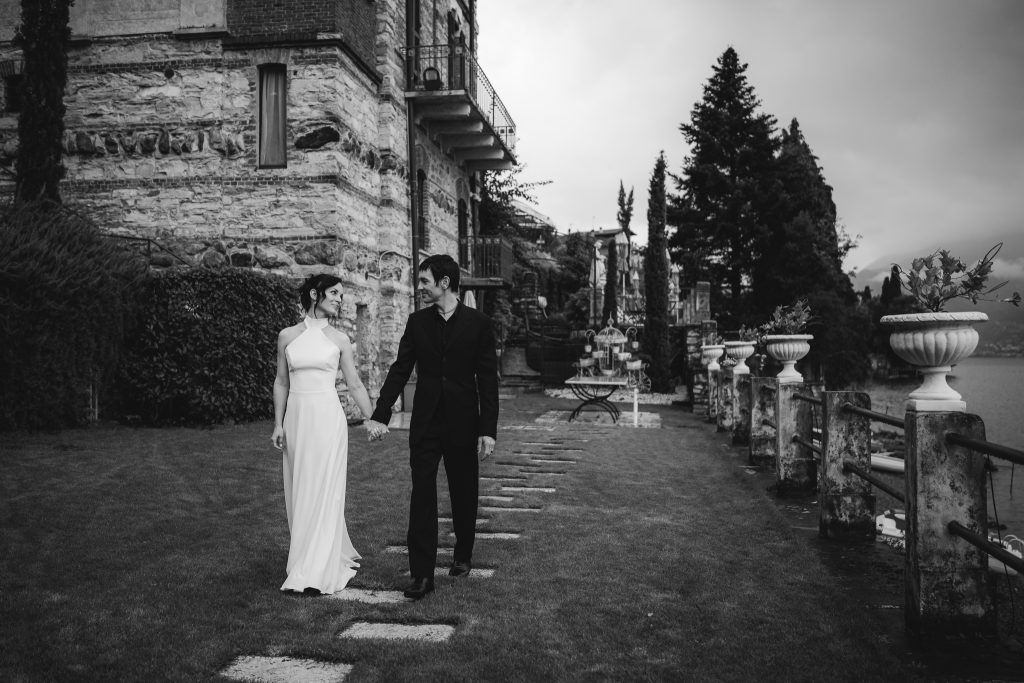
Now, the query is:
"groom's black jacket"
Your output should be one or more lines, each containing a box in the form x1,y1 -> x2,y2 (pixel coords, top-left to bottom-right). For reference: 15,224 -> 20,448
371,302 -> 499,445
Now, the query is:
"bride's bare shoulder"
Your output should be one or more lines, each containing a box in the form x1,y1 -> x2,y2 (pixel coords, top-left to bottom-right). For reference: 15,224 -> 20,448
278,322 -> 304,345
323,326 -> 352,348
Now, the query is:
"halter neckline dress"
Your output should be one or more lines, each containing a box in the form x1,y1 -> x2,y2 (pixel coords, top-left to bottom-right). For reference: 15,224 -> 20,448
280,316 -> 359,593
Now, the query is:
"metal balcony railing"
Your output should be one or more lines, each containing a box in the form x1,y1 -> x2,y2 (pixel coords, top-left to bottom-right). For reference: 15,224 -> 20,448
402,42 -> 517,153
461,235 -> 514,281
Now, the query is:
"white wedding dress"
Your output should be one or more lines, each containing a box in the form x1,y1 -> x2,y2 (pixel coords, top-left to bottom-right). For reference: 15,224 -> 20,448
280,316 -> 360,593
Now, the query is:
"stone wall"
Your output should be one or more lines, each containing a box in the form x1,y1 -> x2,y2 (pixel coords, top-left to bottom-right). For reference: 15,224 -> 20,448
0,0 -> 489,416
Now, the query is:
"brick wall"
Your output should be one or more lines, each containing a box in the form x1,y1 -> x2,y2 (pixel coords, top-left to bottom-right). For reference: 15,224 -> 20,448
227,0 -> 337,38
337,0 -> 377,67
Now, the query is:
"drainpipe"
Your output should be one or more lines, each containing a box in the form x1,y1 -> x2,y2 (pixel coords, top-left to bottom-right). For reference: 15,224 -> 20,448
406,0 -> 420,311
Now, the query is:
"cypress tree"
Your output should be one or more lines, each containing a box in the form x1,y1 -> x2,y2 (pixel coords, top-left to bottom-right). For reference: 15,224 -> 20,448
14,0 -> 71,203
616,181 -> 634,233
601,237 -> 618,325
644,152 -> 672,393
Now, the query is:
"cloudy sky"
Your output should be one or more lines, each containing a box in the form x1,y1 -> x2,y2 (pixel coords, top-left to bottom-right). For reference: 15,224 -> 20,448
476,0 -> 1024,289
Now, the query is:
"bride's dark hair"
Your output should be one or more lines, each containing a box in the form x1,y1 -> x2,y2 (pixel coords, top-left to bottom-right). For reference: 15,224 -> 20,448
299,273 -> 344,312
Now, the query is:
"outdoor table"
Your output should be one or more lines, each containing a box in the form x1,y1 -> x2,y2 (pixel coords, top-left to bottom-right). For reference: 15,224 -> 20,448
563,376 -> 639,425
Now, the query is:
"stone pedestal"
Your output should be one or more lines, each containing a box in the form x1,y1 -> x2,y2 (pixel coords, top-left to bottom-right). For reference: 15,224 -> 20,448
707,368 -> 720,423
904,411 -> 994,638
749,377 -> 777,468
731,372 -> 751,446
819,391 -> 875,540
716,368 -> 734,434
775,382 -> 815,495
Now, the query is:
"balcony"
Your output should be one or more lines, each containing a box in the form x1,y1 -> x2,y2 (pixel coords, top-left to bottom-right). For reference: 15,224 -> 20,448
403,42 -> 517,171
460,235 -> 515,289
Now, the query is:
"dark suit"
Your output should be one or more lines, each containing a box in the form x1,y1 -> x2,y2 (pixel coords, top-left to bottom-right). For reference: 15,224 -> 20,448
371,302 -> 499,577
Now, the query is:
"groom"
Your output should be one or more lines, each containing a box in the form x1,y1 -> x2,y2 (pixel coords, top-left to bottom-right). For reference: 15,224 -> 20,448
367,254 -> 499,599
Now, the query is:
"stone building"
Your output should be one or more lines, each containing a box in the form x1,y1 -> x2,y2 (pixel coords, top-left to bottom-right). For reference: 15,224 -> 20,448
0,0 -> 517,411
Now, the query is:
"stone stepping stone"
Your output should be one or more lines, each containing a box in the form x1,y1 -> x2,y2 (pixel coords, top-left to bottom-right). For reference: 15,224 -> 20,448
501,486 -> 557,493
528,458 -> 576,464
338,622 -> 455,643
480,474 -> 527,481
328,588 -> 409,604
479,494 -> 516,503
493,459 -> 536,467
438,516 -> 490,526
405,567 -> 495,579
480,505 -> 540,513
523,470 -> 566,475
452,531 -> 521,539
384,545 -> 453,555
221,656 -> 352,682
520,441 -> 554,446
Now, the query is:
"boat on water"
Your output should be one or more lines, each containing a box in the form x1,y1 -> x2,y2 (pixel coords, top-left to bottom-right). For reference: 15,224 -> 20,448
808,428 -> 906,474
989,534 -> 1023,576
871,452 -> 905,473
875,509 -> 905,538
875,510 -> 1021,574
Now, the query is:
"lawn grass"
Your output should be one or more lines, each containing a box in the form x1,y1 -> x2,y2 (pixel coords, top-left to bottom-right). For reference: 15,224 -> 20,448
2,397 -> 1015,681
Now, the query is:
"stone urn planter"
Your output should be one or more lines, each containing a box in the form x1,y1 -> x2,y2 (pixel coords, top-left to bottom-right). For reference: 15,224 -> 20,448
723,341 -> 756,375
702,344 -> 725,371
764,334 -> 814,384
880,311 -> 987,411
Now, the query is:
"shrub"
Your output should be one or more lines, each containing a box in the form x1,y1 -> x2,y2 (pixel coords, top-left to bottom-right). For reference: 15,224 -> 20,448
0,201 -> 147,430
118,268 -> 297,425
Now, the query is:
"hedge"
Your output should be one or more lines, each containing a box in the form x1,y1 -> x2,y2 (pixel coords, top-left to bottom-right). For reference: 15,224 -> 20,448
118,267 -> 298,425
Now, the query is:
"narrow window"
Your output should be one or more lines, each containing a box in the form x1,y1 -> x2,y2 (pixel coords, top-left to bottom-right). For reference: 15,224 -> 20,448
3,74 -> 23,113
258,64 -> 286,168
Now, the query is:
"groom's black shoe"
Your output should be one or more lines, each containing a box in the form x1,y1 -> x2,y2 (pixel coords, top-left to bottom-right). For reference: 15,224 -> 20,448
403,577 -> 435,600
448,560 -> 472,577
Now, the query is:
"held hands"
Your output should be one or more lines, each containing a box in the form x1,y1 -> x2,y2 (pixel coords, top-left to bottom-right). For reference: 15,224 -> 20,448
364,419 -> 389,442
271,425 -> 285,450
478,436 -> 496,461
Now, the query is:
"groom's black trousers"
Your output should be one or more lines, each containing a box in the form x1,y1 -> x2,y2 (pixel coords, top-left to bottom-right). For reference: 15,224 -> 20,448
407,406 -> 479,578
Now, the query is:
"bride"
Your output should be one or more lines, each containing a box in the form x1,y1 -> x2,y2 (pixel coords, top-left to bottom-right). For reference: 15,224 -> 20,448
270,274 -> 380,594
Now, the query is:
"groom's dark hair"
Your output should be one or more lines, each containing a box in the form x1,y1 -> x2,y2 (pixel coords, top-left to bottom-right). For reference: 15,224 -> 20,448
419,254 -> 461,292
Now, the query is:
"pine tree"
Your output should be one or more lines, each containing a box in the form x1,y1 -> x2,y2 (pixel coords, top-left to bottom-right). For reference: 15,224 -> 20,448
668,47 -> 779,324
644,153 -> 672,393
753,118 -> 851,310
14,0 -> 72,203
756,118 -> 869,386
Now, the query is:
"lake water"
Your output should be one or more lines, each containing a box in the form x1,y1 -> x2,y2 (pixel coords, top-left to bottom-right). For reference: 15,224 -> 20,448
862,356 -> 1024,537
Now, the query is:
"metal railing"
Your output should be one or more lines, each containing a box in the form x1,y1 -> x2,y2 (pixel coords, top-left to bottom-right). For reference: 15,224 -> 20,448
946,432 -> 1024,468
461,235 -> 514,281
402,42 -> 517,153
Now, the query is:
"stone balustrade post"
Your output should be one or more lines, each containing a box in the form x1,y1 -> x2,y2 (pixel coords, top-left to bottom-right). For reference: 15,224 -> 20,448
749,377 -> 777,467
707,368 -> 719,423
775,382 -> 815,495
819,391 -> 874,540
716,367 -> 734,433
904,410 -> 994,637
732,372 -> 751,446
